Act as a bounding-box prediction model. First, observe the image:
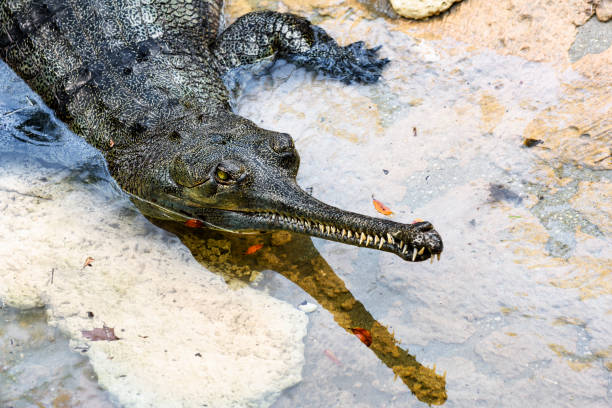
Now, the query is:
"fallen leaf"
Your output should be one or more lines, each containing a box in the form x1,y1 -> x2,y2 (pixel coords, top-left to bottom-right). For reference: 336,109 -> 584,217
245,243 -> 264,255
372,195 -> 393,216
82,325 -> 120,341
411,218 -> 424,224
184,219 -> 204,228
350,327 -> 373,347
109,138 -> 115,148
324,349 -> 342,365
82,257 -> 94,268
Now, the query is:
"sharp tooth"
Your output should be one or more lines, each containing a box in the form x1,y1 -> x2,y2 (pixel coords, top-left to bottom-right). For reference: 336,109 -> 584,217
366,235 -> 373,246
359,232 -> 365,244
436,253 -> 440,261
412,247 -> 417,261
402,246 -> 408,255
418,247 -> 425,255
331,226 -> 336,234
400,240 -> 404,249
348,230 -> 353,238
374,235 -> 379,245
387,233 -> 394,244
379,238 -> 384,249
305,220 -> 311,228
325,225 -> 330,234
319,224 -> 325,233
430,256 -> 434,264
342,229 -> 346,238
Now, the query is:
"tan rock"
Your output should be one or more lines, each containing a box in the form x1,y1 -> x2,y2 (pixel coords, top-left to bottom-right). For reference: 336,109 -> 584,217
596,0 -> 612,21
389,0 -> 464,19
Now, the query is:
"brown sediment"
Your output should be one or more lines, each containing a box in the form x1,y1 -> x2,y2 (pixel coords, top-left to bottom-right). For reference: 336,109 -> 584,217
523,47 -> 612,170
154,219 -> 447,405
548,343 -> 612,371
569,181 -> 612,237
478,93 -> 505,133
227,0 -> 594,65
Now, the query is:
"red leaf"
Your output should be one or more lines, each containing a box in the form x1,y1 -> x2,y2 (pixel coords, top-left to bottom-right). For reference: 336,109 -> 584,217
82,325 -> 120,341
245,243 -> 264,255
372,196 -> 393,216
184,219 -> 204,228
350,327 -> 373,347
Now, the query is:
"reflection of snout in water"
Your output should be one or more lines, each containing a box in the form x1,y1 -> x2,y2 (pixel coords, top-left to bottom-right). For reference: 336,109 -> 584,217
152,219 -> 448,405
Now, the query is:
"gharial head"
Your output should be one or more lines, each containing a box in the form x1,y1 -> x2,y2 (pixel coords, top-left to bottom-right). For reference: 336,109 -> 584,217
108,112 -> 443,262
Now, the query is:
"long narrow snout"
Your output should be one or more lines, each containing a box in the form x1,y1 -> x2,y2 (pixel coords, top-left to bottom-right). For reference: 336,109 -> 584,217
194,180 -> 443,262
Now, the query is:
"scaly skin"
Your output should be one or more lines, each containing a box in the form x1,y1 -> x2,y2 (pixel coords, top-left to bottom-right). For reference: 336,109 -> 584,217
0,0 -> 443,262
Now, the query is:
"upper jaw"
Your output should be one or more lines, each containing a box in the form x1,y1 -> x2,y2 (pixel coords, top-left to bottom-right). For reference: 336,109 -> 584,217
189,192 -> 443,262
139,180 -> 443,262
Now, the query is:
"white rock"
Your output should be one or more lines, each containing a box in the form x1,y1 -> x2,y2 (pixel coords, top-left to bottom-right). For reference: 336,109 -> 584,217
0,156 -> 307,408
298,302 -> 318,313
389,0 -> 464,19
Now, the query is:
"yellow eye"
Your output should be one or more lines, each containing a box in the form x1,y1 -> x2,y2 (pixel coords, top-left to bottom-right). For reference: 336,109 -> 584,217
216,169 -> 229,181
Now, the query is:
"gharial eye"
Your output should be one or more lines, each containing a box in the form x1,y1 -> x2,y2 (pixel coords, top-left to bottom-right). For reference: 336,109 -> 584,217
216,168 -> 230,182
213,160 -> 246,185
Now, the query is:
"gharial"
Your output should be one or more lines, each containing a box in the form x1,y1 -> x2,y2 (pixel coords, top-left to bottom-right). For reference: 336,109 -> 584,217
0,0 -> 443,262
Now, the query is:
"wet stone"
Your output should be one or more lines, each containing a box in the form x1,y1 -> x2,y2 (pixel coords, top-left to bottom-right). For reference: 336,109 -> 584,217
569,15 -> 612,61
0,307 -> 114,407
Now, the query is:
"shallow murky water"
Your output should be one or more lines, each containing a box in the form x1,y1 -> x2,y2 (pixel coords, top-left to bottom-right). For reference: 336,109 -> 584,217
1,1 -> 611,407
0,307 -> 115,407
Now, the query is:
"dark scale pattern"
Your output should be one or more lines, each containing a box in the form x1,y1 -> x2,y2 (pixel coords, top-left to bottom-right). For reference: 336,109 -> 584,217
211,11 -> 389,83
0,0 -> 444,262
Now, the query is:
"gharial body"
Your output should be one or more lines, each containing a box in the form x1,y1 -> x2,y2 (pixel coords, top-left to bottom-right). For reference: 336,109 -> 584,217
0,0 -> 442,262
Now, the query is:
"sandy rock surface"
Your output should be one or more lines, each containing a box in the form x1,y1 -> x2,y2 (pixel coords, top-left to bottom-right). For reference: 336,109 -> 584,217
596,0 -> 612,21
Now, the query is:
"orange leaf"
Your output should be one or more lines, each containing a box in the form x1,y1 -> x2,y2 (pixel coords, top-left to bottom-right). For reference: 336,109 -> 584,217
245,243 -> 264,255
184,219 -> 204,228
411,218 -> 424,224
350,327 -> 372,347
109,138 -> 115,148
372,196 -> 393,216
82,257 -> 94,268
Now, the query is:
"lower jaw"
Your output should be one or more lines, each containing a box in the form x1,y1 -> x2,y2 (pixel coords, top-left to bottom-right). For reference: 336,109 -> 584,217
233,211 -> 437,262
150,204 -> 439,262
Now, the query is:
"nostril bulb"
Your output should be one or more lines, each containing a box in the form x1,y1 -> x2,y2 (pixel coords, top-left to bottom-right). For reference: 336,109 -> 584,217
271,133 -> 294,153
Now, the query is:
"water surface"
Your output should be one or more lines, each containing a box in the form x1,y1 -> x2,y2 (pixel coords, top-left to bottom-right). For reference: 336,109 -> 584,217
1,1 -> 611,407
